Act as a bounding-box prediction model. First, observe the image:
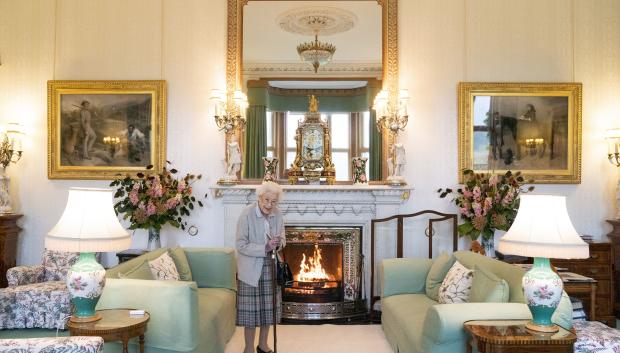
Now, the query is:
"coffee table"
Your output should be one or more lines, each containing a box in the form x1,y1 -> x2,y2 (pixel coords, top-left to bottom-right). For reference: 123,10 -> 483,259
67,308 -> 150,353
464,319 -> 577,353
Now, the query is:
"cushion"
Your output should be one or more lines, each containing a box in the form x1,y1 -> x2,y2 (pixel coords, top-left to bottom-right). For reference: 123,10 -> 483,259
437,260 -> 473,304
118,260 -> 153,280
169,247 -> 193,281
425,252 -> 456,301
469,265 -> 509,303
42,250 -> 80,281
148,252 -> 180,280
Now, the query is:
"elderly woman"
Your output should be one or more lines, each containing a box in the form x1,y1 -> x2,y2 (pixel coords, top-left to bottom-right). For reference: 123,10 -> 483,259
236,181 -> 285,353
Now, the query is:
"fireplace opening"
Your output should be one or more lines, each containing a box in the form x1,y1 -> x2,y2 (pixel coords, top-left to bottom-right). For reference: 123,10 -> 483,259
281,226 -> 366,321
283,243 -> 343,303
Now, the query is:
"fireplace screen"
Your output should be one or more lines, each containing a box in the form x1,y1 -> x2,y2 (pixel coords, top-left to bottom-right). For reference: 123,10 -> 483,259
281,227 -> 366,320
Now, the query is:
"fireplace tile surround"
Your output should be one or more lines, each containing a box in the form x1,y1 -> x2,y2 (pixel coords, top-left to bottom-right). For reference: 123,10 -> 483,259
211,184 -> 412,317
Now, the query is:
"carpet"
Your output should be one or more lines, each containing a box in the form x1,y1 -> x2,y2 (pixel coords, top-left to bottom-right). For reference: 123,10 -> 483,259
224,324 -> 393,353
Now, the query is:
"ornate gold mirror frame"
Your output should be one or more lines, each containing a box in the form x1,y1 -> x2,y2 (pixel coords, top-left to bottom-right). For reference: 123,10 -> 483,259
226,0 -> 399,181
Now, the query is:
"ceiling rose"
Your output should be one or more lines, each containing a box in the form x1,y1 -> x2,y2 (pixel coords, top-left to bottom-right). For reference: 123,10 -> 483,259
277,7 -> 357,36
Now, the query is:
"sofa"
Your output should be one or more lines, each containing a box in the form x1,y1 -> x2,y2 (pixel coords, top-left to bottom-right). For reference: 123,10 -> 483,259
380,250 -> 573,353
99,247 -> 237,353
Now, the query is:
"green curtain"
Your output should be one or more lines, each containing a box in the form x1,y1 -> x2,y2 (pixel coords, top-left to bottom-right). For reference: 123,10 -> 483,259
243,105 -> 267,179
369,110 -> 383,181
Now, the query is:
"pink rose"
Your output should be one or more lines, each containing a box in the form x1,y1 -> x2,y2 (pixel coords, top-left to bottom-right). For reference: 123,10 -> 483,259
145,202 -> 157,216
177,180 -> 186,193
129,191 -> 139,205
473,186 -> 482,201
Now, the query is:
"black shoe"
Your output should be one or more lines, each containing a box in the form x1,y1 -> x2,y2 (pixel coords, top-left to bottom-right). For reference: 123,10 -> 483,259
256,346 -> 273,353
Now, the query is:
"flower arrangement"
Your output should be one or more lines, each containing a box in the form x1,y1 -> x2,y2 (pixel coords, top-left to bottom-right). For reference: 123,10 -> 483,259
110,163 -> 205,231
438,169 -> 534,241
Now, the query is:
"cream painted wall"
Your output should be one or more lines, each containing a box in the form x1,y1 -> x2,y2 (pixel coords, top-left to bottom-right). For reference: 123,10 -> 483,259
0,0 -> 618,266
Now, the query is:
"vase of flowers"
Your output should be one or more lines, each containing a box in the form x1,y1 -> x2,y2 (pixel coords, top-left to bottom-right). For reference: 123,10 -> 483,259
352,157 -> 368,185
110,163 -> 205,249
438,169 -> 533,256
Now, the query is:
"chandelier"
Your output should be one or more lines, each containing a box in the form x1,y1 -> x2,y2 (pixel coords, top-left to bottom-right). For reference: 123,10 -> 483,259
297,34 -> 336,73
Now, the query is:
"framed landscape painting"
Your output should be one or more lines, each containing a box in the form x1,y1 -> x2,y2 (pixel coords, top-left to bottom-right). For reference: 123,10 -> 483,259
48,80 -> 166,179
458,82 -> 582,184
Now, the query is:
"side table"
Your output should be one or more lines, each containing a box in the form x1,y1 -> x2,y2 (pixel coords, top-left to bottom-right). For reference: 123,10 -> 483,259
560,272 -> 597,321
67,308 -> 150,353
116,249 -> 147,264
464,319 -> 577,353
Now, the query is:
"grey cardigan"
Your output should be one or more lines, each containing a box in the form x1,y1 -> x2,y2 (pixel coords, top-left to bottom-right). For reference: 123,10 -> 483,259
236,203 -> 285,287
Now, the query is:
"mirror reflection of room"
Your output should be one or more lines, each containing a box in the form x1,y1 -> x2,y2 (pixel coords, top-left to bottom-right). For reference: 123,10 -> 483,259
242,1 -> 383,182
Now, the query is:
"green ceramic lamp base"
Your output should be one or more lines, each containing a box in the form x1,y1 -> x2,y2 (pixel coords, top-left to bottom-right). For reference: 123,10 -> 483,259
66,252 -> 107,323
522,257 -> 563,333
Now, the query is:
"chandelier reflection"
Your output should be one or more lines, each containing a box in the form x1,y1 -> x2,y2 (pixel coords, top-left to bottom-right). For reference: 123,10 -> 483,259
297,34 -> 336,73
373,89 -> 410,135
209,89 -> 248,134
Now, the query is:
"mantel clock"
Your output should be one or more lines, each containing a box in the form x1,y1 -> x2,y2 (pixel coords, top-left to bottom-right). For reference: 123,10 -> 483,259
288,96 -> 335,184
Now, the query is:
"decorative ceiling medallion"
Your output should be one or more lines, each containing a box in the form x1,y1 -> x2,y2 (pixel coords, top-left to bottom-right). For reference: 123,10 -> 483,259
277,7 -> 357,36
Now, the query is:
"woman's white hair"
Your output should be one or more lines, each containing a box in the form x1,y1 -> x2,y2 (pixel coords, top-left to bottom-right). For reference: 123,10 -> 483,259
256,181 -> 283,202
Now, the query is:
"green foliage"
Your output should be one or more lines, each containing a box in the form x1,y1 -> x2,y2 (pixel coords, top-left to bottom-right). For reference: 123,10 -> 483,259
109,162 -> 205,231
438,169 -> 534,241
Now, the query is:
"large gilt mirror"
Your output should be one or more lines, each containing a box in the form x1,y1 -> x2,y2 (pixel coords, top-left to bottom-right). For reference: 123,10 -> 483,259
227,0 -> 398,183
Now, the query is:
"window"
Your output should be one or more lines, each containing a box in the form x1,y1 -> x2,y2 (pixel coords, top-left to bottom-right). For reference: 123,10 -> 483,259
267,111 -> 370,181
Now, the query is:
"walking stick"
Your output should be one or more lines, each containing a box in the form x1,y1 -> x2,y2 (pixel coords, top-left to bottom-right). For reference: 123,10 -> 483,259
271,250 -> 278,353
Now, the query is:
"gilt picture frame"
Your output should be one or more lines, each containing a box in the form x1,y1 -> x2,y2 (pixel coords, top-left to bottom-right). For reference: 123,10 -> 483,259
48,80 -> 166,179
458,82 -> 582,184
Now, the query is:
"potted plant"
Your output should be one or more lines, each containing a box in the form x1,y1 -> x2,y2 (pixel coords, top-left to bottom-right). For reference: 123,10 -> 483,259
110,162 -> 205,249
438,169 -> 533,256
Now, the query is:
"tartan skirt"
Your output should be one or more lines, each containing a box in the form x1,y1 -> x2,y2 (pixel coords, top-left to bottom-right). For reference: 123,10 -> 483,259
236,258 -> 282,327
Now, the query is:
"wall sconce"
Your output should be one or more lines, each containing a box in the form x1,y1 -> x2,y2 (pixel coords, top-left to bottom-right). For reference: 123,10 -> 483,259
0,122 -> 25,214
606,128 -> 620,220
210,89 -> 248,134
372,89 -> 409,134
607,128 -> 620,167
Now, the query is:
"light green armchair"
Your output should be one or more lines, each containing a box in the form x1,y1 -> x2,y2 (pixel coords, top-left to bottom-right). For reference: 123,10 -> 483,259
380,251 -> 573,353
98,247 -> 237,353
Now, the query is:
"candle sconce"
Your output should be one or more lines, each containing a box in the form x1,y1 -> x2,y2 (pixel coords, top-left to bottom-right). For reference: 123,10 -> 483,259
607,128 -> 620,167
0,123 -> 24,214
103,136 -> 121,159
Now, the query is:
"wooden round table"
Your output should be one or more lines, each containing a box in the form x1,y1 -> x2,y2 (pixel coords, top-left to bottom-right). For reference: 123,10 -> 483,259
67,309 -> 150,353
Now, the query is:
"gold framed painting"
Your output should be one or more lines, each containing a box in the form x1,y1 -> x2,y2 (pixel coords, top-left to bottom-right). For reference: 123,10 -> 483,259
48,80 -> 166,179
458,82 -> 582,184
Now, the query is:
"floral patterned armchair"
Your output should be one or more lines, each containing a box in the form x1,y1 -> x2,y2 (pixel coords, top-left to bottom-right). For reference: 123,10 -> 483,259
0,336 -> 104,353
0,250 -> 100,330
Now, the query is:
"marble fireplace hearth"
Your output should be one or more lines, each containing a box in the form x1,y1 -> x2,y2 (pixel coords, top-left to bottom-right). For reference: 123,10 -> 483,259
211,184 -> 412,314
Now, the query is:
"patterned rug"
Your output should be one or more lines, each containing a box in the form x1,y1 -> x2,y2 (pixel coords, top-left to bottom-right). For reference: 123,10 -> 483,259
224,324 -> 393,353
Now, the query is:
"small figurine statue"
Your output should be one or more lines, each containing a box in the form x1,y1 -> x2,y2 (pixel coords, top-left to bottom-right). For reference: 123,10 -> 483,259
308,95 -> 319,113
387,141 -> 406,185
263,156 -> 278,182
352,157 -> 368,185
225,135 -> 242,182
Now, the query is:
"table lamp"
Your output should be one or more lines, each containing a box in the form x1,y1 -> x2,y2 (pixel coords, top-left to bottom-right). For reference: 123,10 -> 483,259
46,188 -> 130,322
497,195 -> 589,333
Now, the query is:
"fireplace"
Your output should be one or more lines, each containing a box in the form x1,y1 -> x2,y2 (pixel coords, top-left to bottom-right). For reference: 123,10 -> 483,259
281,226 -> 366,320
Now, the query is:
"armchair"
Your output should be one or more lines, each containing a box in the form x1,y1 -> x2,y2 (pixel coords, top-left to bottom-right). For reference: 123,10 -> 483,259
0,249 -> 99,329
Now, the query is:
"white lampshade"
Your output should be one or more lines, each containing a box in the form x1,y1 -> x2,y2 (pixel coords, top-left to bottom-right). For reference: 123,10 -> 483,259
497,195 -> 589,259
46,188 -> 130,252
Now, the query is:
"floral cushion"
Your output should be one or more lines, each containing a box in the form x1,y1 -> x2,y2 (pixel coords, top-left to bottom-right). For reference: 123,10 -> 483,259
42,250 -> 80,282
148,252 -> 180,280
574,321 -> 620,353
6,265 -> 45,287
438,261 -> 473,304
0,281 -> 71,329
0,336 -> 104,353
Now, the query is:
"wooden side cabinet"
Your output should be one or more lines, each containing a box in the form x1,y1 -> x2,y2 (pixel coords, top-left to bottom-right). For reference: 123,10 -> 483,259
606,219 -> 620,318
552,242 -> 615,327
0,214 -> 23,288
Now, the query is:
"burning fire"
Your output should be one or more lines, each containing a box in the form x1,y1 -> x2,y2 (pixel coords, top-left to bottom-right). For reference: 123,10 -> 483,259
297,244 -> 332,282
